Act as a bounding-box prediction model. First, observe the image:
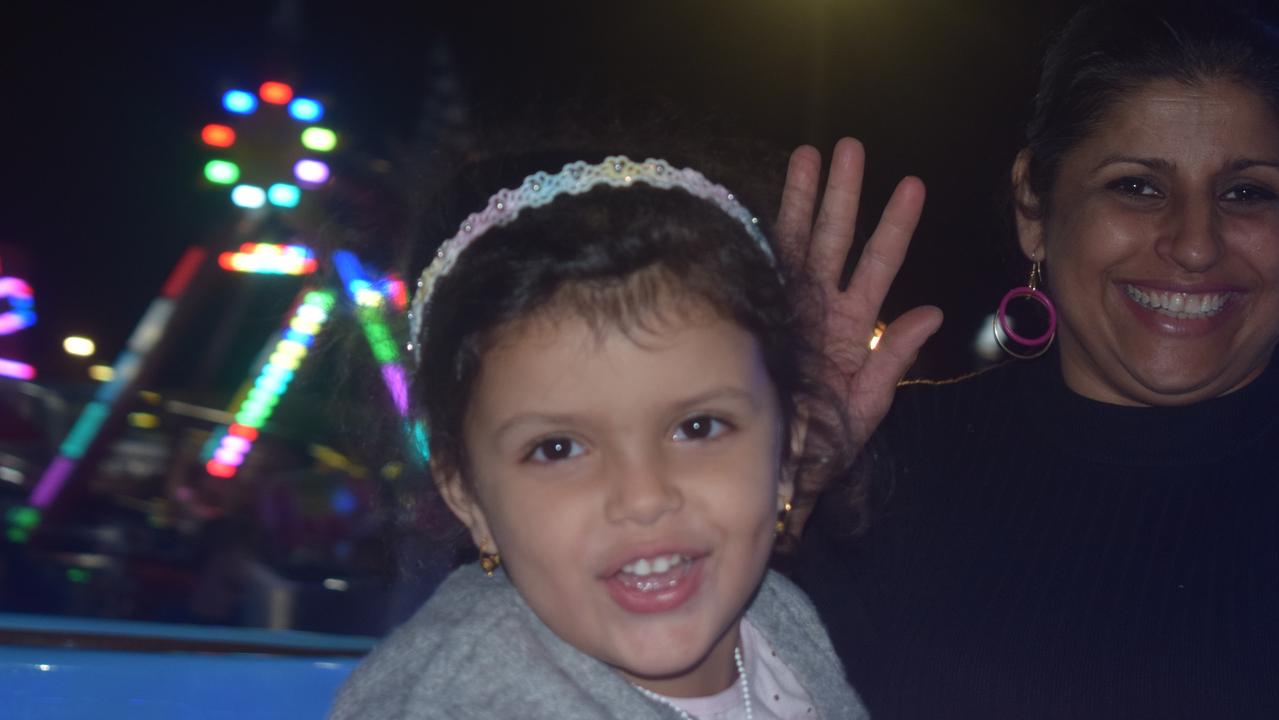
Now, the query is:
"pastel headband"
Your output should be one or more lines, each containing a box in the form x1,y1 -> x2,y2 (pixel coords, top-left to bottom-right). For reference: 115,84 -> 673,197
406,155 -> 774,360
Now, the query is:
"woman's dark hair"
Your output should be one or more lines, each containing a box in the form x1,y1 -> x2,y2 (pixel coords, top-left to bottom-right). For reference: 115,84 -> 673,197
1021,0 -> 1279,214
414,177 -> 854,543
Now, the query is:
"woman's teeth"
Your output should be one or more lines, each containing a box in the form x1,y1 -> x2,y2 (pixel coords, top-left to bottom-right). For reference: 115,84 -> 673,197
621,554 -> 686,577
1125,285 -> 1233,318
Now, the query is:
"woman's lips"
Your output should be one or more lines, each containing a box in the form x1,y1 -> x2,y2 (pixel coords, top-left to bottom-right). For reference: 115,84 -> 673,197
604,553 -> 704,615
1122,283 -> 1240,318
1119,282 -> 1244,335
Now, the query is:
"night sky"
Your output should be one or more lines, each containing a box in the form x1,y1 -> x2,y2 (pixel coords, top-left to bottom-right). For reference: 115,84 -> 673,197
3,0 -> 1090,387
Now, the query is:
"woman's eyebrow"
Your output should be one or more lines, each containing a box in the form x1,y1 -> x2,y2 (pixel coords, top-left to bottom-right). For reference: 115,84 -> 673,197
1091,155 -> 1176,173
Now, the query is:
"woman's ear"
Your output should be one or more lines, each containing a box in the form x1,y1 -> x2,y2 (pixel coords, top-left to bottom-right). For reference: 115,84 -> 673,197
1012,149 -> 1046,262
432,459 -> 498,554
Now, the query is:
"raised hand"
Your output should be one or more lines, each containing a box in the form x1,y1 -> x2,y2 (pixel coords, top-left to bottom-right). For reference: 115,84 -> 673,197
776,138 -> 943,448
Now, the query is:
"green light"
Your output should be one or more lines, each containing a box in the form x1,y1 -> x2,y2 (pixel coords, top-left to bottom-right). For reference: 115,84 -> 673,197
7,528 -> 28,544
204,160 -> 241,185
67,568 -> 90,584
300,127 -> 338,152
7,506 -> 40,529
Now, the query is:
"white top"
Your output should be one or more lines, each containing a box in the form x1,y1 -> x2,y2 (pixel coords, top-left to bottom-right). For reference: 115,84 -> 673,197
657,619 -> 819,720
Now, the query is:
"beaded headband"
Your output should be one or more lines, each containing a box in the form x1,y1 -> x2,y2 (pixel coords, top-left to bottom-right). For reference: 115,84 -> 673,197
406,155 -> 773,360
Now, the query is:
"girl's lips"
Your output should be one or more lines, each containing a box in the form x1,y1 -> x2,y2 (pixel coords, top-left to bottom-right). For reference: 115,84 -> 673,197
604,555 -> 705,615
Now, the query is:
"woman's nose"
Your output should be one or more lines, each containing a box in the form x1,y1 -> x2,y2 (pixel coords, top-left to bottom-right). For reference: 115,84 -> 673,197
1157,194 -> 1223,273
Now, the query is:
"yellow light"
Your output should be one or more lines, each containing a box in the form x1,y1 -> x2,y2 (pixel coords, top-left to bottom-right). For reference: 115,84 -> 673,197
127,412 -> 160,429
868,321 -> 886,351
88,365 -> 115,382
63,336 -> 95,357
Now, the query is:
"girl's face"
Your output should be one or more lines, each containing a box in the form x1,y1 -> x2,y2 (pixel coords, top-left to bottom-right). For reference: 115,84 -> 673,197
438,295 -> 790,698
1015,78 -> 1279,405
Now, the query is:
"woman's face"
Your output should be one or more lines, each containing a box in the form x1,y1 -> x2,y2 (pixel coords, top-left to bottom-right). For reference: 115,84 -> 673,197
1016,78 -> 1279,406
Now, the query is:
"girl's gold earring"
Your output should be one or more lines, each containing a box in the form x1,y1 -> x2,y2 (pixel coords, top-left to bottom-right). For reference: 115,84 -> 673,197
478,543 -> 501,576
775,500 -> 793,536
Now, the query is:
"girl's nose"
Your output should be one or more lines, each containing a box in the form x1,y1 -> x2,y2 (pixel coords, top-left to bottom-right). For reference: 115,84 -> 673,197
603,453 -> 683,525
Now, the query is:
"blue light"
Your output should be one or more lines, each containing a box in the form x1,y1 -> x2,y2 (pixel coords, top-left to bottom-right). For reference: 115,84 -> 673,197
282,329 -> 313,348
222,90 -> 258,115
267,183 -> 301,208
230,185 -> 267,209
331,488 -> 357,515
288,98 -> 324,122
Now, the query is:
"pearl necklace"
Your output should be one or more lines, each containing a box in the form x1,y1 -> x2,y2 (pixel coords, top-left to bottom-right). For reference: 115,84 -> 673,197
633,645 -> 753,720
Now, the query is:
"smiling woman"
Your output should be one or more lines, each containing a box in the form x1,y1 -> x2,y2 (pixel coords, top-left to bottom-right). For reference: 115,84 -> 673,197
1013,78 -> 1279,406
794,1 -> 1279,718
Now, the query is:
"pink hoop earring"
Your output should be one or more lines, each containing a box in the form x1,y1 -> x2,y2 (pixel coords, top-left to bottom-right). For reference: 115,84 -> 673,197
994,261 -> 1057,359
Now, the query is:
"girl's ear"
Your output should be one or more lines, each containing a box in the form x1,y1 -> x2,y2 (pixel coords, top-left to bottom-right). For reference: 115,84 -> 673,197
432,459 -> 498,555
1012,149 -> 1047,262
781,406 -> 810,504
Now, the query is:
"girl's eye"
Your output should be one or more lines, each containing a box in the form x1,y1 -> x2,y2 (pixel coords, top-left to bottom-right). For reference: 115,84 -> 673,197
1107,176 -> 1162,198
527,438 -> 583,463
672,416 -> 729,442
1221,184 -> 1277,203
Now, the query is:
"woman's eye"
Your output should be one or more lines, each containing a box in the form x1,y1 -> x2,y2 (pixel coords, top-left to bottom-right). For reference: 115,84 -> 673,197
672,416 -> 729,442
1107,176 -> 1162,198
1221,184 -> 1277,203
527,438 -> 583,463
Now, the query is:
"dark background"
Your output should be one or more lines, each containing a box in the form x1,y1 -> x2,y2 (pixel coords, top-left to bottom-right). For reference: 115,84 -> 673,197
2,0 -> 1090,383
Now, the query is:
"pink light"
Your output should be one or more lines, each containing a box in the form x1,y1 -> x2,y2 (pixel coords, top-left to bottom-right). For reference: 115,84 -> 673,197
381,364 -> 409,416
0,358 -> 36,380
31,457 -> 75,508
214,447 -> 244,466
222,435 -> 251,454
293,159 -> 331,185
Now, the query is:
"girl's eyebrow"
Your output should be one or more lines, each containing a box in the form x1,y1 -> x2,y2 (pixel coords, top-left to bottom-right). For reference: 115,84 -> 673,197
491,387 -> 761,442
1224,158 -> 1279,172
493,412 -> 585,442
669,386 -> 760,412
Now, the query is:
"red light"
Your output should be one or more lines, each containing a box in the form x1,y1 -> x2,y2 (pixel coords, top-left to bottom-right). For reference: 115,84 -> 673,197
218,253 -> 236,271
228,424 -> 259,441
201,124 -> 236,148
259,82 -> 293,105
206,460 -> 236,478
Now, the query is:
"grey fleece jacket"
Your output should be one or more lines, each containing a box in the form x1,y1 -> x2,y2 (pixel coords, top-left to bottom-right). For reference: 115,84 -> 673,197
328,564 -> 867,719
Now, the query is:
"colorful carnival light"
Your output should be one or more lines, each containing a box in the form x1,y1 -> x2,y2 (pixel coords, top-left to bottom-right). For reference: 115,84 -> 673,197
332,251 -> 409,416
293,159 -> 330,185
218,243 -> 317,276
14,249 -> 207,541
204,289 -> 336,479
0,275 -> 36,380
201,80 -> 335,210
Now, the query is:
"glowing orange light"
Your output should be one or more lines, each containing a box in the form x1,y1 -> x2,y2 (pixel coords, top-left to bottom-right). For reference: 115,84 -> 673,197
205,460 -> 236,478
259,82 -> 293,105
227,423 -> 259,441
201,124 -> 236,148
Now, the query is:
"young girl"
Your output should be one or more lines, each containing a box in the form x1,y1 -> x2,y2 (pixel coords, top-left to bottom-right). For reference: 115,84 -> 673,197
329,156 -> 867,719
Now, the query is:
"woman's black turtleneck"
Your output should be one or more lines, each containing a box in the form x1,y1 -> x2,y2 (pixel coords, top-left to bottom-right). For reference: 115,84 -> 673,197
797,352 -> 1279,719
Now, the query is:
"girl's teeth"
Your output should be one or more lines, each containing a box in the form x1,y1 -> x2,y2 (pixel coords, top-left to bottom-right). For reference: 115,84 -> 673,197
1124,285 -> 1231,319
621,554 -> 685,577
